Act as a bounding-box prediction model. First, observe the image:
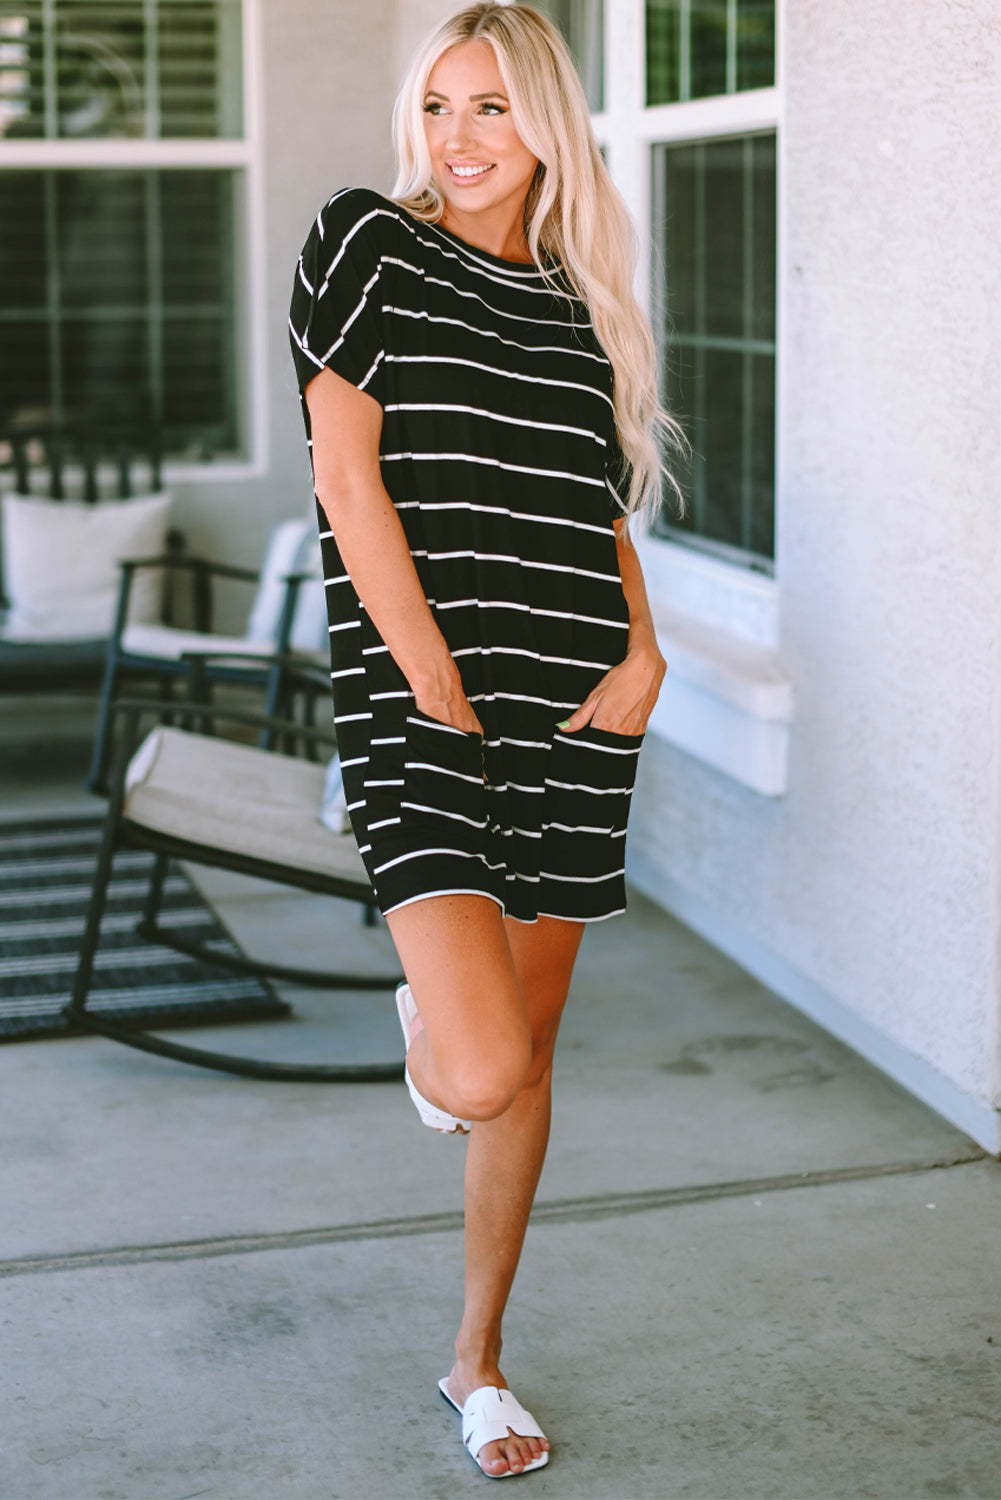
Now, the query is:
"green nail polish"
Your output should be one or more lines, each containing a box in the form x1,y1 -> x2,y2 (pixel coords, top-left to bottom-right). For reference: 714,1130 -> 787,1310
556,719 -> 571,730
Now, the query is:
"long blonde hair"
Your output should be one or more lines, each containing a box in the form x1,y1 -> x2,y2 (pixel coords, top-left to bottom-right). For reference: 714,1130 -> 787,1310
391,1 -> 683,517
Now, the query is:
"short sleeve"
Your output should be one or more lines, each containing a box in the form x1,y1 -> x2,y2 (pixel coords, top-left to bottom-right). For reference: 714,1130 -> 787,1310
605,425 -> 632,519
289,188 -> 389,408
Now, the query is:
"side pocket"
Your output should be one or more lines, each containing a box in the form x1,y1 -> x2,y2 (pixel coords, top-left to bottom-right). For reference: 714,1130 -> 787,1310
401,710 -> 487,836
544,724 -> 643,837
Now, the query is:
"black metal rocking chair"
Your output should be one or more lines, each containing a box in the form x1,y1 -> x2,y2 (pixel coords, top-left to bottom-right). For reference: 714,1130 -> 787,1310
64,691 -> 403,1082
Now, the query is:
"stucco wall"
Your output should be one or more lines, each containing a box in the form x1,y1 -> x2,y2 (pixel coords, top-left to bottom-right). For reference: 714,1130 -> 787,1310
630,0 -> 1001,1115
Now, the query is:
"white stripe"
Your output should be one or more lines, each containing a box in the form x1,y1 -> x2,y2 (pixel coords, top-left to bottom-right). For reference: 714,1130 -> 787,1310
0,851 -> 151,880
0,825 -> 100,853
0,908 -> 213,944
0,875 -> 188,911
334,712 -> 373,724
367,817 -> 402,831
538,868 -> 624,883
2,978 -> 268,1016
330,666 -> 365,679
555,735 -> 643,755
468,691 -> 578,711
452,645 -> 613,672
400,802 -> 488,830
373,846 -> 506,876
543,823 -> 628,837
404,761 -> 483,787
422,271 -> 584,329
433,597 -> 628,630
421,549 -> 619,585
395,498 -> 610,538
544,779 -> 632,795
383,355 -> 613,409
328,619 -> 360,632
380,451 -> 604,490
383,307 -> 606,365
383,402 -> 606,448
382,887 -> 506,917
0,941 -> 235,980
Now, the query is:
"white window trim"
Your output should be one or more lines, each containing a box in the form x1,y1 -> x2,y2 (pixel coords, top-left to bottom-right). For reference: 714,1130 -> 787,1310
0,0 -> 267,482
600,0 -> 791,795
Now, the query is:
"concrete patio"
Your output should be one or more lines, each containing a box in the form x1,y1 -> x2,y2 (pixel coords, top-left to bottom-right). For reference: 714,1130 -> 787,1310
2,730 -> 1000,1499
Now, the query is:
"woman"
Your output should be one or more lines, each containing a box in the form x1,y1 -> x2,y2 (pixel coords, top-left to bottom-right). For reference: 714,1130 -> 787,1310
289,1 -> 676,1479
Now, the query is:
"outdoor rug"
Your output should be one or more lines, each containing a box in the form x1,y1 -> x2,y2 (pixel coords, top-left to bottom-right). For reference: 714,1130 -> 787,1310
0,814 -> 291,1041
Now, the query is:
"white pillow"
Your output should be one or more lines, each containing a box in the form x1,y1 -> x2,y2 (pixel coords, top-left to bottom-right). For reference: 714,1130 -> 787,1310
1,491 -> 171,642
319,752 -> 352,834
244,517 -> 315,646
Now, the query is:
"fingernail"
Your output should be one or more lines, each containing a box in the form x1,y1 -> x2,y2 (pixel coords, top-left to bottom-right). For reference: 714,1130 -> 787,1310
556,719 -> 571,730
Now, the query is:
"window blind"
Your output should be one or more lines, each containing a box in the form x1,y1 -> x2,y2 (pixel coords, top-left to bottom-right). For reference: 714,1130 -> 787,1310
0,0 -> 243,140
0,167 -> 238,454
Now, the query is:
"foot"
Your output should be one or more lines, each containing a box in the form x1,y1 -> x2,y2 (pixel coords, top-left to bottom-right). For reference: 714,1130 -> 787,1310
443,1361 -> 550,1477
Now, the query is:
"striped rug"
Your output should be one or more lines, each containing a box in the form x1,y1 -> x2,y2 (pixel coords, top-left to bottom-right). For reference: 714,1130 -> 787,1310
0,814 -> 290,1041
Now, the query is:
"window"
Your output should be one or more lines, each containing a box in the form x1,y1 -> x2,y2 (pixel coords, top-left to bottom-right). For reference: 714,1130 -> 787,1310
646,0 -> 774,105
654,131 -> 775,564
0,0 -> 247,461
643,0 -> 777,570
530,0 -> 604,112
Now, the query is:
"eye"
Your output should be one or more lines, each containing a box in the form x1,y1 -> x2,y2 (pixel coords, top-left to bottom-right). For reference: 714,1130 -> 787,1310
423,101 -> 447,115
480,102 -> 505,115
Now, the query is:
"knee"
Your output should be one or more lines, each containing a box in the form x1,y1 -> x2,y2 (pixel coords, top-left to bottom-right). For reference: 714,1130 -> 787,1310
447,1038 -> 532,1121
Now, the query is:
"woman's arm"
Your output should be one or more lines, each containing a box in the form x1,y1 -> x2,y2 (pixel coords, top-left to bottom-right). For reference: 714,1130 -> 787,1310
560,517 -> 667,736
305,365 -> 482,734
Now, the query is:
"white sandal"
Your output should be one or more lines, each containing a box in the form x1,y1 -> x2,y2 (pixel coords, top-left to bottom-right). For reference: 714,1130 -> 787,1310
439,1378 -> 550,1478
395,983 -> 471,1135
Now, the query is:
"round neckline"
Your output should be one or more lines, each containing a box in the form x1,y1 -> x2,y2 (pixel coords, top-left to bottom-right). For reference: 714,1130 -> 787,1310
425,216 -> 544,276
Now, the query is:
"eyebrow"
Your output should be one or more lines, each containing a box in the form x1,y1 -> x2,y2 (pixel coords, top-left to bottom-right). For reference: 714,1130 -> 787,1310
424,89 -> 509,102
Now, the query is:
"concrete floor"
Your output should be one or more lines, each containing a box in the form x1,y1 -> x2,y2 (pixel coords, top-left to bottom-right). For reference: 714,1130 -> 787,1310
2,733 -> 1001,1499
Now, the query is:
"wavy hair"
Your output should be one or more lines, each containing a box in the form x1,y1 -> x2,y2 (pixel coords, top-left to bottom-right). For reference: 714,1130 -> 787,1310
391,1 -> 683,518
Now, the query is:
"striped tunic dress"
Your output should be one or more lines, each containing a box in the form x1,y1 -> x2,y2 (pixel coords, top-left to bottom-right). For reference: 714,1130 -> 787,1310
289,187 -> 643,924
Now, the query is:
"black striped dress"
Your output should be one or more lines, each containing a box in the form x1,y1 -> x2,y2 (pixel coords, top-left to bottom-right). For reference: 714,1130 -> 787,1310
289,187 -> 643,923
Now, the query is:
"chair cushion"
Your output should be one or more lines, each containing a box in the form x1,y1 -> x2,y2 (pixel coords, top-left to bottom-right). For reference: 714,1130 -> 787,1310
123,726 -> 370,888
121,623 -> 276,662
1,491 -> 171,642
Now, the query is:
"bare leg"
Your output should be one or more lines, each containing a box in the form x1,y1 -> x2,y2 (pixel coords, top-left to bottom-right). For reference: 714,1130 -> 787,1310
449,917 -> 584,1476
386,899 -> 585,1476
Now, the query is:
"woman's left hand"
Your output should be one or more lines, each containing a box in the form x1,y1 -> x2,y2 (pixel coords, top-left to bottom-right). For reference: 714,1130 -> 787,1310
559,637 -> 666,737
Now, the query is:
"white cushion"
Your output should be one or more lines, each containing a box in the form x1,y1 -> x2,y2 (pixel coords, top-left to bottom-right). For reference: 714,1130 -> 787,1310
123,726 -> 370,886
121,623 -> 276,662
319,752 -> 352,834
244,517 -> 315,646
1,491 -> 171,642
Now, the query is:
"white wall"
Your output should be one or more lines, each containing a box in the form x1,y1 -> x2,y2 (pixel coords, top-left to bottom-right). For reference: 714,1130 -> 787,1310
629,0 -> 1001,1145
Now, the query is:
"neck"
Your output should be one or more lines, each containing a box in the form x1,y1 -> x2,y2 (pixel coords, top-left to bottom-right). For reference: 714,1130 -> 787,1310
439,201 -> 533,264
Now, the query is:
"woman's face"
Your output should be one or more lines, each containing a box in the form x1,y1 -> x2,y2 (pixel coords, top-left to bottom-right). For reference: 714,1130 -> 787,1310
423,39 -> 539,233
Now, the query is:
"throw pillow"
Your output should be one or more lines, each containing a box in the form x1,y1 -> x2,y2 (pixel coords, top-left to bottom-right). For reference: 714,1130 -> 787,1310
1,491 -> 171,642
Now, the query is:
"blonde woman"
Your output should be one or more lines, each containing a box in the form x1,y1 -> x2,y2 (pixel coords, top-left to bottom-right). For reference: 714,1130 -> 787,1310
290,1 -> 673,1479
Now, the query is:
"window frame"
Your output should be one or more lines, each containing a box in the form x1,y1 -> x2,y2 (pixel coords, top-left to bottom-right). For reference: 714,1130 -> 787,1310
594,0 -> 781,647
0,0 -> 266,481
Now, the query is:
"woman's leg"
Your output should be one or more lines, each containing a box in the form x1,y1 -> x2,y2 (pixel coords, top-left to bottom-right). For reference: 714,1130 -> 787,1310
387,899 -> 584,1477
386,893 -> 534,1122
447,914 -> 584,1475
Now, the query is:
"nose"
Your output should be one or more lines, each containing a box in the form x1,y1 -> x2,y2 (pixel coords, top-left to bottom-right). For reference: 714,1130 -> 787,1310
445,110 -> 476,153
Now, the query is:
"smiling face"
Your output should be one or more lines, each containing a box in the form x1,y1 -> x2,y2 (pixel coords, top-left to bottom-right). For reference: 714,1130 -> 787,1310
423,38 -> 539,257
